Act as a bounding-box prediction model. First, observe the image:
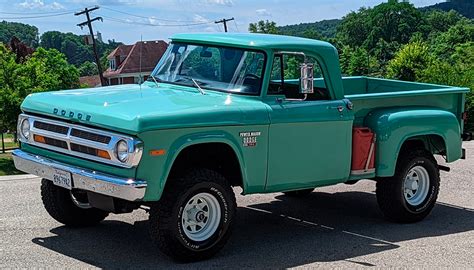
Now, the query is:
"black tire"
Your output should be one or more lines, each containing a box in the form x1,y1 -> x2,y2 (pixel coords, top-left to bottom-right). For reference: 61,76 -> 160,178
283,188 -> 315,197
149,168 -> 236,262
376,149 -> 440,223
41,179 -> 108,227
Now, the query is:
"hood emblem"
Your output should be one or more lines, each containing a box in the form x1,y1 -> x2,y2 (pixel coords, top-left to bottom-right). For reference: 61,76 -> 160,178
54,108 -> 91,121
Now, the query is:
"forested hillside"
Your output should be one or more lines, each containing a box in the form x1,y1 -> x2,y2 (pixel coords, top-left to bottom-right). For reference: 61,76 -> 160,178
277,0 -> 474,40
421,0 -> 474,19
278,19 -> 340,39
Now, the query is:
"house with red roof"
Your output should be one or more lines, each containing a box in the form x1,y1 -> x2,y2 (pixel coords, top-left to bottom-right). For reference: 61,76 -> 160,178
103,40 -> 168,85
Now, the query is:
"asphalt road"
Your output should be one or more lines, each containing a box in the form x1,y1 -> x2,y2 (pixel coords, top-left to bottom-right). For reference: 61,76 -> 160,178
1,143 -> 473,268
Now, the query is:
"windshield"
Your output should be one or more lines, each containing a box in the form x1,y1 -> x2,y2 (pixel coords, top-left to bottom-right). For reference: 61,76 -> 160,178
150,42 -> 266,95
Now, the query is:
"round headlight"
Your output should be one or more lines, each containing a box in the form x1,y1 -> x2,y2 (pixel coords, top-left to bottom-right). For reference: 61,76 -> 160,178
116,140 -> 129,162
20,119 -> 30,139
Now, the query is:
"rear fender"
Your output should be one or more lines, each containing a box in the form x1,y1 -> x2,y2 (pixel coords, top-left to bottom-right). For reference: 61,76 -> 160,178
364,107 -> 462,177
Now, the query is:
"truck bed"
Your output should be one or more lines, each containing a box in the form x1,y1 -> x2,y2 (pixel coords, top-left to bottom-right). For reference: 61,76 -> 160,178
341,76 -> 470,126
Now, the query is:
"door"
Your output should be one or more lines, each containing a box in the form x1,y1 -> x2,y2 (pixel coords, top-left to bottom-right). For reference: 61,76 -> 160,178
265,53 -> 353,192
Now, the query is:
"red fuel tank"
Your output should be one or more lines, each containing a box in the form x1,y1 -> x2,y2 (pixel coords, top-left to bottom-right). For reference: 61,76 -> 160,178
351,127 -> 376,175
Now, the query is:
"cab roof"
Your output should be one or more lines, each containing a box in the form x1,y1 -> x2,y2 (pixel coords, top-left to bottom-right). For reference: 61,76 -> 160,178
170,33 -> 337,54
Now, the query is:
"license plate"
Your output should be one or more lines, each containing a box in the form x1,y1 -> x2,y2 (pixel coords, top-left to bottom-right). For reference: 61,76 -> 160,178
52,169 -> 72,190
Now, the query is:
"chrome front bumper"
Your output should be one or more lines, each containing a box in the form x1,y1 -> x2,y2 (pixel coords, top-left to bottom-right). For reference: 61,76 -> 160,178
12,149 -> 147,201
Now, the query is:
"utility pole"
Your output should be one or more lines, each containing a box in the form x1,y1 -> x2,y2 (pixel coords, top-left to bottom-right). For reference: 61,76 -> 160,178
75,6 -> 107,86
215,17 -> 234,32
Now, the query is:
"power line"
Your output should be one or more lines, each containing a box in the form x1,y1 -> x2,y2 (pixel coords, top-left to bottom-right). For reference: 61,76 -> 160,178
215,17 -> 234,32
98,14 -> 213,27
75,6 -> 107,86
233,19 -> 240,32
0,11 -> 72,19
0,10 -> 75,15
100,6 -> 197,23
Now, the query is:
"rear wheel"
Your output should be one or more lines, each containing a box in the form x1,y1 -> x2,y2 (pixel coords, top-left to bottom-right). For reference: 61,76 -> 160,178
41,179 -> 108,227
376,149 -> 440,223
283,188 -> 314,197
149,168 -> 236,262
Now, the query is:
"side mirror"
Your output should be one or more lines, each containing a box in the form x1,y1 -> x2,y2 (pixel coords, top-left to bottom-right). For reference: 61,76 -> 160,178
300,63 -> 314,94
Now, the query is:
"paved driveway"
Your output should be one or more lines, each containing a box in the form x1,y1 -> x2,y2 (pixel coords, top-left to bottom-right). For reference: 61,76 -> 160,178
1,142 -> 473,268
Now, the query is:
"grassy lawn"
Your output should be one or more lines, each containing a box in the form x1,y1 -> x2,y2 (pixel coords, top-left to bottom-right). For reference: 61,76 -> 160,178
0,153 -> 24,176
2,133 -> 19,150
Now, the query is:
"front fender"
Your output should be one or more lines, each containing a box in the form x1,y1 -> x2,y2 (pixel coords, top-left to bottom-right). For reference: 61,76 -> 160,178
365,107 -> 462,177
136,125 -> 268,201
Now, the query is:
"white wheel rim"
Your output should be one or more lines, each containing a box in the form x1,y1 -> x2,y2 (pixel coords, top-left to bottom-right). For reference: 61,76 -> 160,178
182,192 -> 221,242
404,166 -> 430,206
70,191 -> 92,209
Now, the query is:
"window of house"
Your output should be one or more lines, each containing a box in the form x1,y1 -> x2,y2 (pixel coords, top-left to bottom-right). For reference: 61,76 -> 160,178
268,53 -> 329,100
110,59 -> 116,70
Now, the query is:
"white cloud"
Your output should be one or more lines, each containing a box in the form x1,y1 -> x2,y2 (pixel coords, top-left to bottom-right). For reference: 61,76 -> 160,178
256,8 -> 271,16
19,0 -> 65,10
193,14 -> 210,23
148,16 -> 158,25
204,0 -> 233,7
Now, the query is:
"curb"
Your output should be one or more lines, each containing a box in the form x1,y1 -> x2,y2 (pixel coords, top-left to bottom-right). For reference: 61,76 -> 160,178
0,174 -> 38,181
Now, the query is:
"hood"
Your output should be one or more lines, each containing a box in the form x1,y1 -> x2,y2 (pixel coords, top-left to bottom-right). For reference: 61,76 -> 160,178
21,83 -> 270,134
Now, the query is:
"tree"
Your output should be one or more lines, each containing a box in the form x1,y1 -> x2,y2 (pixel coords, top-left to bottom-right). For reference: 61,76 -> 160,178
0,45 -> 79,133
0,44 -> 20,132
431,19 -> 474,60
336,8 -> 371,48
387,41 -> 433,81
423,10 -> 464,36
249,20 -> 279,34
420,42 -> 474,130
40,31 -> 122,67
0,21 -> 39,47
366,0 -> 423,48
340,46 -> 378,76
78,61 -> 99,76
337,1 -> 424,49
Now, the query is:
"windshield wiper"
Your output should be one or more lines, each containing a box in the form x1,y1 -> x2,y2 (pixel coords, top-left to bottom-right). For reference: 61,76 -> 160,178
147,75 -> 161,88
191,78 -> 206,95
176,76 -> 206,95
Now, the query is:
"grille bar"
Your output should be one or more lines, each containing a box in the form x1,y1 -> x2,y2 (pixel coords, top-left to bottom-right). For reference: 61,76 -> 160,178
70,143 -> 98,156
71,128 -> 111,144
33,121 -> 69,135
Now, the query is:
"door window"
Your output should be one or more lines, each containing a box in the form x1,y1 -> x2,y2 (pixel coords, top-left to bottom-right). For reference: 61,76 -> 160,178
268,53 -> 329,100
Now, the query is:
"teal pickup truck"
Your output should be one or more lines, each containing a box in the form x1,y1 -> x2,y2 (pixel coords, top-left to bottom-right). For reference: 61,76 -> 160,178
13,33 -> 470,262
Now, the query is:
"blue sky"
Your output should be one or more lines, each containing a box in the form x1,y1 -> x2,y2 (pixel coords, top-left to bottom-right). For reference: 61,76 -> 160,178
0,0 -> 442,44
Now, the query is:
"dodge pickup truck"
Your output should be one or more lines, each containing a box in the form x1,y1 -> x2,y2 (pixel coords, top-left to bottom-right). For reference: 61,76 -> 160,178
13,33 -> 471,262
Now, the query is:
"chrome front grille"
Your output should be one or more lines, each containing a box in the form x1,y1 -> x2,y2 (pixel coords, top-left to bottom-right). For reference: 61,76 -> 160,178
18,114 -> 143,168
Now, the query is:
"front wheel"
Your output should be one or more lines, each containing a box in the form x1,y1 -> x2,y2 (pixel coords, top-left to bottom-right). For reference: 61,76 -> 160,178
149,169 -> 236,262
376,149 -> 440,223
41,179 -> 108,227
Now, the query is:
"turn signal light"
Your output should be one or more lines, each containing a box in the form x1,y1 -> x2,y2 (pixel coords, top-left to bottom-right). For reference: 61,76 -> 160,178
97,149 -> 111,159
150,149 -> 166,156
33,134 -> 46,144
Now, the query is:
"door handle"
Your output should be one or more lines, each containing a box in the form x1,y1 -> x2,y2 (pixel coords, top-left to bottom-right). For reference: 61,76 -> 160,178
331,105 -> 345,112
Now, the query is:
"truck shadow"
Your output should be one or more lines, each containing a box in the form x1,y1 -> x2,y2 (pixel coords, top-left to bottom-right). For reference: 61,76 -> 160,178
32,191 -> 473,268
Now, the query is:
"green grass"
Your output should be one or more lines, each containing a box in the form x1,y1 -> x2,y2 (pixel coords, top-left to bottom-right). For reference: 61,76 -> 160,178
1,133 -> 19,150
0,153 -> 24,176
